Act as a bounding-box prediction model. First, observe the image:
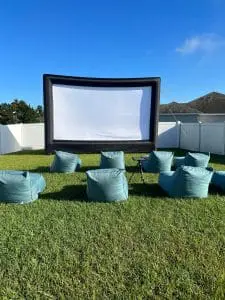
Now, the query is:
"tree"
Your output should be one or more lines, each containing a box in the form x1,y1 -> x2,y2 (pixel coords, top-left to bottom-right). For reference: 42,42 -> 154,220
36,105 -> 44,122
0,103 -> 15,124
0,99 -> 44,124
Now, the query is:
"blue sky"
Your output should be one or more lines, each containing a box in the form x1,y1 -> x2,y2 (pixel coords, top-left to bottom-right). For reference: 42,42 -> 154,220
0,0 -> 225,106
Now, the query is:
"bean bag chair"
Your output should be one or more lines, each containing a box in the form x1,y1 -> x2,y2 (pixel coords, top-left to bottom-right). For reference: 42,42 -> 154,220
50,151 -> 82,173
173,152 -> 210,169
86,168 -> 128,202
0,170 -> 46,204
141,151 -> 174,173
211,171 -> 225,191
173,156 -> 185,168
159,166 -> 213,198
100,151 -> 125,170
184,152 -> 210,168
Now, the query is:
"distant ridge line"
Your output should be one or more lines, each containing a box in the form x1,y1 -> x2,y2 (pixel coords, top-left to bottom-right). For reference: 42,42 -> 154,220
160,92 -> 225,113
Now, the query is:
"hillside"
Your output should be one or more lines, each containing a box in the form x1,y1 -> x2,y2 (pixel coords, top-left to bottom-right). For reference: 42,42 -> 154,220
160,92 -> 225,113
160,102 -> 201,113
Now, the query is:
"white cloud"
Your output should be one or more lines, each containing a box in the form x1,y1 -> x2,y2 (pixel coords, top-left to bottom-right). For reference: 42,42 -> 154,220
176,33 -> 225,55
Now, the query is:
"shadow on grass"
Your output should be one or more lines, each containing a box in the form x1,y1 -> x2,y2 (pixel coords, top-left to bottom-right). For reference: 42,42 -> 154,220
125,165 -> 140,173
40,184 -> 87,202
129,183 -> 167,198
76,166 -> 98,173
8,150 -> 46,155
210,154 -> 225,165
208,184 -> 225,196
40,184 -> 126,203
29,166 -> 99,174
29,166 -> 50,173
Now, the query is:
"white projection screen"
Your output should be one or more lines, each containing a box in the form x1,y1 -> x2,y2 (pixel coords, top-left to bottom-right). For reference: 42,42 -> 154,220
53,85 -> 151,141
43,74 -> 160,153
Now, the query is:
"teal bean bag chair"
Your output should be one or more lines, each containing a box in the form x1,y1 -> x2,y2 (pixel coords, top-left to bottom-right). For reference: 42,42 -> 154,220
159,166 -> 213,198
211,171 -> 225,191
86,168 -> 128,202
173,156 -> 185,168
0,170 -> 46,204
50,151 -> 82,173
173,152 -> 210,169
184,152 -> 210,168
100,151 -> 125,170
141,151 -> 174,173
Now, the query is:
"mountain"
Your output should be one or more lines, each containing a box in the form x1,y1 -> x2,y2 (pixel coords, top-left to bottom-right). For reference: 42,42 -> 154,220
160,92 -> 225,113
160,101 -> 201,113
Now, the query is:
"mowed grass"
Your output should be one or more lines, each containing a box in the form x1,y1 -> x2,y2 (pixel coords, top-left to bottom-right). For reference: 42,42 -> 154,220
0,150 -> 225,299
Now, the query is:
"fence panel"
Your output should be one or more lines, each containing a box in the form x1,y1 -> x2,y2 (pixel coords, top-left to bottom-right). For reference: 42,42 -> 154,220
156,122 -> 179,148
0,122 -> 224,155
0,124 -> 22,154
180,123 -> 200,151
22,123 -> 44,150
200,123 -> 225,155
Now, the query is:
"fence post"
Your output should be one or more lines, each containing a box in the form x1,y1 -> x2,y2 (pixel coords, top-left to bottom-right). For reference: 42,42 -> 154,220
20,123 -> 23,150
198,121 -> 202,152
176,121 -> 181,149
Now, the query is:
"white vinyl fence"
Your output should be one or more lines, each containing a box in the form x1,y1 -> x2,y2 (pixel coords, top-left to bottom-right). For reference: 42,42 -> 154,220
0,123 -> 44,154
180,122 -> 225,155
156,122 -> 180,148
0,122 -> 224,155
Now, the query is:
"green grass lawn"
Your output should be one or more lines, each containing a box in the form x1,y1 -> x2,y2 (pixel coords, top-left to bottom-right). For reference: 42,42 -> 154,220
0,149 -> 225,299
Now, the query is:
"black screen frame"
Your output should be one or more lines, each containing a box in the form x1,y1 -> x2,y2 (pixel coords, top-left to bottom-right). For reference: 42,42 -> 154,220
43,74 -> 160,153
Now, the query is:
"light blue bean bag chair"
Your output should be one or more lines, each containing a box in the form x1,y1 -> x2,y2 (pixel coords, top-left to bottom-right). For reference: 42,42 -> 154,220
184,152 -> 210,168
86,168 -> 128,202
173,156 -> 185,168
0,170 -> 46,204
159,166 -> 213,198
174,152 -> 210,169
100,151 -> 125,170
211,171 -> 225,191
50,150 -> 82,173
141,151 -> 174,173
